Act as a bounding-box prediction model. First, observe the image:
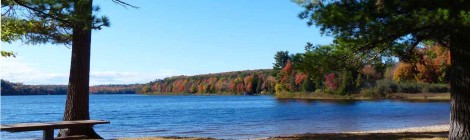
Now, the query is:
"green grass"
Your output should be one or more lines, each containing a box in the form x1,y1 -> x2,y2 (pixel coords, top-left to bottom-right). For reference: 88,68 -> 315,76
275,92 -> 450,101
387,93 -> 450,101
275,92 -> 373,100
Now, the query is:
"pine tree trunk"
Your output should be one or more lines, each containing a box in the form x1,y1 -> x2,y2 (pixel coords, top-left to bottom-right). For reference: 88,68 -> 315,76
58,0 -> 102,139
449,29 -> 470,139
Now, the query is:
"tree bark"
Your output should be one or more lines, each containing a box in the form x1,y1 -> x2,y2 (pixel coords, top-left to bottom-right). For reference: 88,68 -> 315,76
58,0 -> 102,139
449,28 -> 470,139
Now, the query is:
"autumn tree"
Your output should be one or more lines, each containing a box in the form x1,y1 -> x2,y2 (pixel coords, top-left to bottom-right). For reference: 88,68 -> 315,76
244,75 -> 253,93
415,43 -> 450,83
324,73 -> 337,91
296,0 -> 470,138
275,60 -> 295,92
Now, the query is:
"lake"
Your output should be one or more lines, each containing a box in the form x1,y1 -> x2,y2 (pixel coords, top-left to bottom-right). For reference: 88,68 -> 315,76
1,94 -> 450,139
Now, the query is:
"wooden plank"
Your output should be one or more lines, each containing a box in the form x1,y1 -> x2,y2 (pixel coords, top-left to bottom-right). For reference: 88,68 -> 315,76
1,120 -> 109,132
54,135 -> 87,140
43,128 -> 54,140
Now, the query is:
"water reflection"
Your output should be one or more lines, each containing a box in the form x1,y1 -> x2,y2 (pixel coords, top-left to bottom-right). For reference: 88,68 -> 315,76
276,98 -> 358,105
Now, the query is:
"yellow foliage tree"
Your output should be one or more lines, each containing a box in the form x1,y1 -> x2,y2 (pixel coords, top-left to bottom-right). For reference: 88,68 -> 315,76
393,62 -> 415,82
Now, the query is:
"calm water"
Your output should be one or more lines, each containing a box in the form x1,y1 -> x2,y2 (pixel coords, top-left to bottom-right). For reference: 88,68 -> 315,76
1,94 -> 449,139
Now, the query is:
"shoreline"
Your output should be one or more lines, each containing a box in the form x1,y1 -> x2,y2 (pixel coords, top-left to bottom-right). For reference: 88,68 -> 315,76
3,93 -> 451,102
346,124 -> 449,134
118,124 -> 449,140
275,92 -> 450,101
268,124 -> 449,140
140,92 -> 451,102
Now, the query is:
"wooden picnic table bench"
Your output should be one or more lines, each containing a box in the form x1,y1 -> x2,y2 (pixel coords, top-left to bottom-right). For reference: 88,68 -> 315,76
1,120 -> 109,140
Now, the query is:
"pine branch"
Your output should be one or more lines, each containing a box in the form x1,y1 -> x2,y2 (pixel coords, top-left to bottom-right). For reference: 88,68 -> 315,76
11,0 -> 72,25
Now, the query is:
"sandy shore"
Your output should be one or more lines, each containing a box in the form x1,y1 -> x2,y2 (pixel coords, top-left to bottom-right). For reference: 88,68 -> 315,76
268,124 -> 449,140
347,124 -> 449,134
118,124 -> 449,140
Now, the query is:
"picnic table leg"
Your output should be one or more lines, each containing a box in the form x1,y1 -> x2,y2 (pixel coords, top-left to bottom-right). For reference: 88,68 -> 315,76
43,128 -> 54,140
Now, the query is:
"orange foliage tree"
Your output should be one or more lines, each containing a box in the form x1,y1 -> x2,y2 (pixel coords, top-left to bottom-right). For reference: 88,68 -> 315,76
393,62 -> 415,82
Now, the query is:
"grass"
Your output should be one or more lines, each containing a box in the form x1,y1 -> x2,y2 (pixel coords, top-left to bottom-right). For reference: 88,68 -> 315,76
275,92 -> 450,101
387,93 -> 450,101
276,92 -> 373,100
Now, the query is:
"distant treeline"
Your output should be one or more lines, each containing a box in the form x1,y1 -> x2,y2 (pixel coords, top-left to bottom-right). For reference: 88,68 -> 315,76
137,69 -> 277,95
138,41 -> 450,96
1,80 -> 138,95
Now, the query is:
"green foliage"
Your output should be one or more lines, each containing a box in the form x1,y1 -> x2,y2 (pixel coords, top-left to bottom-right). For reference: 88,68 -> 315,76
360,88 -> 383,98
255,78 -> 262,93
374,79 -> 399,95
273,51 -> 291,71
1,51 -> 16,57
337,70 -> 354,95
355,73 -> 362,89
1,0 -> 111,45
423,84 -> 449,93
297,0 -> 469,52
301,75 -> 315,92
275,83 -> 288,93
398,82 -> 422,93
0,0 -> 120,58
373,79 -> 449,95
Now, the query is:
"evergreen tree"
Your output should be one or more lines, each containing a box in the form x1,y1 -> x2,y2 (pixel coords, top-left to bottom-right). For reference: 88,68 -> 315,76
296,0 -> 470,138
2,0 -> 135,138
273,51 -> 291,71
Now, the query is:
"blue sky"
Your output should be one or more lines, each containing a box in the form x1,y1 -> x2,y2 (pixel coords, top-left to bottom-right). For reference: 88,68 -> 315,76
1,0 -> 332,85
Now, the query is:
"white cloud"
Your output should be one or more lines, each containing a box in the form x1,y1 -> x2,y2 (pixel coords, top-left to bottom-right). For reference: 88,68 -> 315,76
1,58 -> 177,85
1,57 -> 68,85
89,71 -> 176,85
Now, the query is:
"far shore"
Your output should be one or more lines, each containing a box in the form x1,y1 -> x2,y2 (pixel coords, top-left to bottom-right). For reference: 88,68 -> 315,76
118,124 -> 449,140
140,92 -> 451,102
3,92 -> 451,102
275,92 -> 450,101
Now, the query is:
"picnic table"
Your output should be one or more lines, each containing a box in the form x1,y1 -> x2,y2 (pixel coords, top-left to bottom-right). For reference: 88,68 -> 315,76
1,120 -> 109,140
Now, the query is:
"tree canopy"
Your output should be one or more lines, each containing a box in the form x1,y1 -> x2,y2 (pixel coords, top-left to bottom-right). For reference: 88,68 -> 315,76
1,0 -> 111,45
1,0 -> 136,138
297,0 -> 469,51
295,0 -> 470,139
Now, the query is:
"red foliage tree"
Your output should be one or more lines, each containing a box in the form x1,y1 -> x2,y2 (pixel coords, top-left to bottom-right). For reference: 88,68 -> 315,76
295,73 -> 307,86
324,73 -> 338,90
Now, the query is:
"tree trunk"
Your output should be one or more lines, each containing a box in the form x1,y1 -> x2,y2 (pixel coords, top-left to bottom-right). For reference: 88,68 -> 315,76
449,28 -> 470,139
58,0 -> 102,139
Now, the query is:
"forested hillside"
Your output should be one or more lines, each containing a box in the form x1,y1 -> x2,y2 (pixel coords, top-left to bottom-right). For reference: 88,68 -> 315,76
137,69 -> 276,95
1,80 -> 138,95
1,80 -> 67,95
138,42 -> 450,96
